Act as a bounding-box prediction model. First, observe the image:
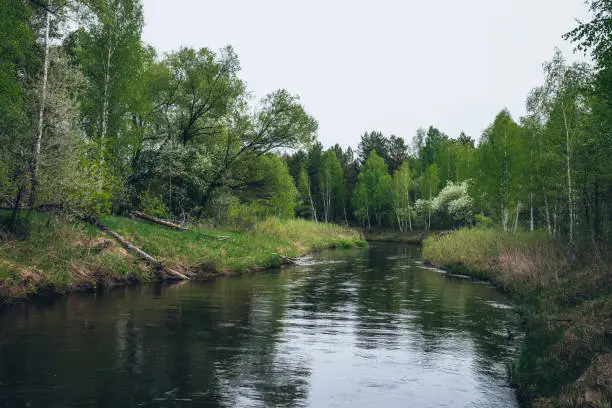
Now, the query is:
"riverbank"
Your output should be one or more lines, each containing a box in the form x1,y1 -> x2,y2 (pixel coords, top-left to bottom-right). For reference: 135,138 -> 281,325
423,228 -> 612,408
0,210 -> 365,302
365,228 -> 430,244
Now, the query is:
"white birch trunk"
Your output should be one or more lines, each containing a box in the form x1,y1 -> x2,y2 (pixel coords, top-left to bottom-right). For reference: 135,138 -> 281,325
308,184 -> 317,223
408,206 -> 412,232
530,193 -> 534,232
513,202 -> 522,233
29,7 -> 52,209
562,108 -> 573,241
544,195 -> 552,235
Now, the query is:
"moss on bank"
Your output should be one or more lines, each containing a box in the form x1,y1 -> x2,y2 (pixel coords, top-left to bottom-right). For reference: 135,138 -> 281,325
0,211 -> 364,301
423,228 -> 612,408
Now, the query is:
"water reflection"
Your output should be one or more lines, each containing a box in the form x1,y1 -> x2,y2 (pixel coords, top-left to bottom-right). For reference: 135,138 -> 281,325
0,243 -> 518,408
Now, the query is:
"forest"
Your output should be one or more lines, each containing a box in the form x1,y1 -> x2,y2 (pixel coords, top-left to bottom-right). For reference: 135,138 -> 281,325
1,0 -> 611,248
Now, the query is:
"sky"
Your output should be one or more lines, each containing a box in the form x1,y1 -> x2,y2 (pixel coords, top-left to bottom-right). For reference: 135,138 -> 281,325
141,0 -> 591,149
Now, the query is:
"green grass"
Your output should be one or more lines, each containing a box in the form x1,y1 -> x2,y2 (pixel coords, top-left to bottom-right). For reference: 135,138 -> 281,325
0,210 -> 150,298
0,210 -> 364,299
423,227 -> 612,408
103,216 -> 364,273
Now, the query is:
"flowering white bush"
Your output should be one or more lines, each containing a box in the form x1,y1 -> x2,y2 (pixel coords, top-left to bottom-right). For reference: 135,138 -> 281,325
432,181 -> 474,223
415,198 -> 433,215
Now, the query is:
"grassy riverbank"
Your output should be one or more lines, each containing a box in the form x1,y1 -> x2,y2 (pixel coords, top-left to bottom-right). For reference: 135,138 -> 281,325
423,228 -> 612,408
0,210 -> 365,301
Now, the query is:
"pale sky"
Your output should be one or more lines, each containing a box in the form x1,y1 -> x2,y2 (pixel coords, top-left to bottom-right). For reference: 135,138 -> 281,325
142,0 -> 590,148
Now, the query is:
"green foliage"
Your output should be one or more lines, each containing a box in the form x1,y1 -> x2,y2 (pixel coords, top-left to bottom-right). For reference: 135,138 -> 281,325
0,210 -> 363,297
432,181 -> 474,226
319,150 -> 345,222
248,154 -> 297,219
353,151 -> 392,227
139,190 -> 169,218
475,213 -> 494,228
391,161 -> 414,232
296,166 -> 314,219
0,0 -> 35,133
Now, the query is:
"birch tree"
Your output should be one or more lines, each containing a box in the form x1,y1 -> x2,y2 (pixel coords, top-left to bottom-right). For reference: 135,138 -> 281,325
391,161 -> 413,232
527,49 -> 592,240
352,151 -> 391,228
319,150 -> 344,223
77,0 -> 145,213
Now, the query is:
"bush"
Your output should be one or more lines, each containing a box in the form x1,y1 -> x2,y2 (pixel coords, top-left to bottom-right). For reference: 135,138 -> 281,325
139,190 -> 169,219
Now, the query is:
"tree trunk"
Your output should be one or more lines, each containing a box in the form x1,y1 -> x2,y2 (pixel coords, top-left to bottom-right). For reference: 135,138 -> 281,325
408,207 -> 412,232
530,193 -> 534,232
132,211 -> 188,230
28,6 -> 52,210
544,195 -> 552,235
513,202 -> 522,233
91,218 -> 190,281
97,39 -> 113,198
308,184 -> 317,223
562,108 -> 573,241
502,205 -> 509,232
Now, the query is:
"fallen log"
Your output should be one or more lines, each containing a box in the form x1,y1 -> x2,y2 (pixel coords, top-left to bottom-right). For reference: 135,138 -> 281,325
131,211 -> 188,231
90,218 -> 190,281
272,253 -> 299,265
131,211 -> 230,241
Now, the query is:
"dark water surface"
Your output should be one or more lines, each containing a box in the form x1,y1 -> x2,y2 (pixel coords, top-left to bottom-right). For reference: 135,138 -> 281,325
0,244 -> 519,408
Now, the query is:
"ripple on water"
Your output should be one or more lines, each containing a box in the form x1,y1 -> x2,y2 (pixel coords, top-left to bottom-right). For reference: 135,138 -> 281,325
0,243 -> 519,408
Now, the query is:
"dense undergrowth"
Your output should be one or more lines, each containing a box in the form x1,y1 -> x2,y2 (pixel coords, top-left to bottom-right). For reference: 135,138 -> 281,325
0,210 -> 364,301
423,228 -> 612,408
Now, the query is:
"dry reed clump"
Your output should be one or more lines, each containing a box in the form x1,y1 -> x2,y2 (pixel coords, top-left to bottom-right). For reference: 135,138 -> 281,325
496,243 -> 569,288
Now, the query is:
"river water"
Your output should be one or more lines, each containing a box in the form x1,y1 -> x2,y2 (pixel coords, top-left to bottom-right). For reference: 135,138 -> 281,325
0,243 -> 519,408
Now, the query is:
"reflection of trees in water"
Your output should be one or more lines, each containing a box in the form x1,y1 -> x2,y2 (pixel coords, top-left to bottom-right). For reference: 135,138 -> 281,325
0,275 -> 311,407
348,244 -> 517,378
0,244 -> 518,407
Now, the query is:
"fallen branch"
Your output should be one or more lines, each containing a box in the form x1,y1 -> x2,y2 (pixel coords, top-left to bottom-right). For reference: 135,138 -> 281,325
89,218 -> 190,281
272,253 -> 299,265
131,211 -> 230,241
131,211 -> 188,231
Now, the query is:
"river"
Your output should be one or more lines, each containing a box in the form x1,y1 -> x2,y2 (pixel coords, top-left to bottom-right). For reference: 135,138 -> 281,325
0,243 -> 519,408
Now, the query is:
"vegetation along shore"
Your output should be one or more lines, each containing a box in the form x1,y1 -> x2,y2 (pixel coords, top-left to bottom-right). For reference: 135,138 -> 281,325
0,209 -> 364,301
424,229 -> 612,408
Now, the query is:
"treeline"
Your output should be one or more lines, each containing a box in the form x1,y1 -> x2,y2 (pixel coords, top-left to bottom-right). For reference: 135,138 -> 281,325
2,0 -> 611,244
286,43 -> 612,242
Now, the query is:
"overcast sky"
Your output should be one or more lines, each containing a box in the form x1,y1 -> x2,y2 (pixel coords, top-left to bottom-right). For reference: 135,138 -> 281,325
142,0 -> 590,148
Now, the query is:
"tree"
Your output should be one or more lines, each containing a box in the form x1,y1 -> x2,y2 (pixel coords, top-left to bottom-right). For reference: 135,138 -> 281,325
296,166 -> 316,221
419,126 -> 448,173
0,0 -> 38,221
352,151 -> 392,228
475,110 -> 526,231
391,161 -> 414,232
75,0 -> 147,214
358,131 -> 390,166
318,150 -> 345,223
154,46 -> 244,146
251,154 -> 297,219
527,49 -> 592,239
387,135 -> 409,174
417,164 -> 440,230
199,89 -> 318,205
